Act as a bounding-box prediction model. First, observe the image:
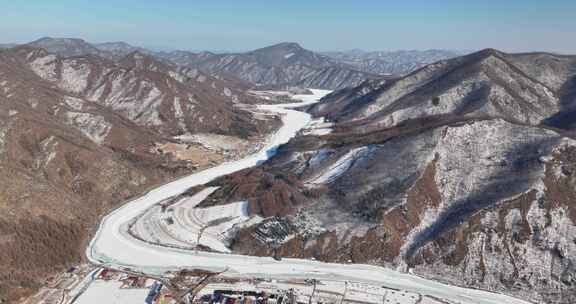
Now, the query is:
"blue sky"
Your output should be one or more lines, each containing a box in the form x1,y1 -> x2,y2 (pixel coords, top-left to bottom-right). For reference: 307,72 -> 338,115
1,0 -> 575,53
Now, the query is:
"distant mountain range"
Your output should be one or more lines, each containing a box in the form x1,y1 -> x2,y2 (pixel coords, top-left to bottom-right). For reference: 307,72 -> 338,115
26,37 -> 111,58
93,41 -> 151,58
158,42 -> 385,90
0,43 -> 18,49
0,37 -> 467,89
322,49 -> 468,75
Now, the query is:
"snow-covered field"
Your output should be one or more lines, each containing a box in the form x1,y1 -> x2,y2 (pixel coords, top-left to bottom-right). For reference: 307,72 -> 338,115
86,89 -> 530,304
75,280 -> 149,304
130,186 -> 262,253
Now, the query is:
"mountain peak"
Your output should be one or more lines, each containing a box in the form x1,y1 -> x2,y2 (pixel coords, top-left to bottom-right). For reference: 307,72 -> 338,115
243,42 -> 322,68
450,48 -> 509,69
94,41 -> 136,51
272,42 -> 303,49
99,41 -> 132,47
93,41 -> 150,58
26,37 -> 105,58
31,37 -> 88,44
472,48 -> 506,59
260,42 -> 305,52
257,42 -> 305,53
125,50 -> 148,58
119,50 -> 173,72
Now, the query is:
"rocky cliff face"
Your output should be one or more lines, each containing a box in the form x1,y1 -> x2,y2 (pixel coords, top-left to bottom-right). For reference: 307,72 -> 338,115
200,49 -> 576,303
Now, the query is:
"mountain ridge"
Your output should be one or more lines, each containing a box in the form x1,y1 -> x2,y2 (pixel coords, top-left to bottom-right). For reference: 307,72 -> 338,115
189,48 -> 576,304
1,37 -> 480,90
0,43 -> 280,302
171,42 -> 383,90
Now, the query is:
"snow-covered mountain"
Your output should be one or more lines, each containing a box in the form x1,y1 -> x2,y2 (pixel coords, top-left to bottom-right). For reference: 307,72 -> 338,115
163,42 -> 383,90
322,49 -> 468,75
0,44 -> 279,301
7,38 -> 468,90
194,49 -> 576,304
2,38 -> 467,85
24,46 -> 273,137
9,39 -> 385,90
155,49 -> 212,66
93,41 -> 151,58
25,37 -> 113,58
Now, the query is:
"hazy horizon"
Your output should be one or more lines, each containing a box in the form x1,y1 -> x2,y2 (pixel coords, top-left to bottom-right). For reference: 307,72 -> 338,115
1,0 -> 575,54
2,36 -> 478,54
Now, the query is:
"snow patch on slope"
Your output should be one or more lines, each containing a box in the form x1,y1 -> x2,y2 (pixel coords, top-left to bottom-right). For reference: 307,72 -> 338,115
307,146 -> 372,185
65,112 -> 111,145
64,96 -> 85,111
59,60 -> 90,93
29,54 -> 58,80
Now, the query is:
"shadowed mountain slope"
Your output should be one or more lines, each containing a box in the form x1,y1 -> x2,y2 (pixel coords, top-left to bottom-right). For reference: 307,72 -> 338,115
197,49 -> 576,304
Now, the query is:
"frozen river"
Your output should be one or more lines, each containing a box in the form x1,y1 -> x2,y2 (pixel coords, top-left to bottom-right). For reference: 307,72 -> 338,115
86,89 -> 529,304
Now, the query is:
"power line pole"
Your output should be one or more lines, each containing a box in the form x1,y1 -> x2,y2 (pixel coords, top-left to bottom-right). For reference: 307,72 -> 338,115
308,279 -> 317,304
339,281 -> 348,304
382,290 -> 388,304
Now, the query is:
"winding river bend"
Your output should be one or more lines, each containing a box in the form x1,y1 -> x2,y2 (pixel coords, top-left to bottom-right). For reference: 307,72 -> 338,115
86,90 -> 529,304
